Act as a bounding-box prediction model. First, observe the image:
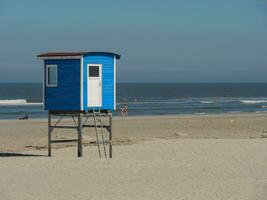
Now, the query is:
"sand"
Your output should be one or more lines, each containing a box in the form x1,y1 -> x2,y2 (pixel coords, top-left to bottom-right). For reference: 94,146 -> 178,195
1,113 -> 267,152
1,113 -> 267,199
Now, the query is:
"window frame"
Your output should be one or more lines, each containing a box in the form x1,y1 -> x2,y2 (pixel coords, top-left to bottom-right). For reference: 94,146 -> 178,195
46,64 -> 58,87
88,64 -> 102,80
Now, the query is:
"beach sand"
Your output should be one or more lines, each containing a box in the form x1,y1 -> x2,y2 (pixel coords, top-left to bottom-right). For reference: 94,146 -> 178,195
1,113 -> 267,152
1,113 -> 267,199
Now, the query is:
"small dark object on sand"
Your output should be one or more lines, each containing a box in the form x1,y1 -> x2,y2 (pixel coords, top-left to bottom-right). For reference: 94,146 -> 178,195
19,114 -> 29,120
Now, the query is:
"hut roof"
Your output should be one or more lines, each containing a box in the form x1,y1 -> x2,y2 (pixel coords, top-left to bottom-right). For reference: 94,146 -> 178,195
37,52 -> 121,59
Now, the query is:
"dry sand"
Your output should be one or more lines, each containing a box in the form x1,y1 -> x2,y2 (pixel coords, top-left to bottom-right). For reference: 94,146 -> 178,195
1,139 -> 267,200
1,113 -> 267,199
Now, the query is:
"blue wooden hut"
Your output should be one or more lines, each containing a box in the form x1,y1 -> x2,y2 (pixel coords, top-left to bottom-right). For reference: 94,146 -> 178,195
37,52 -> 121,112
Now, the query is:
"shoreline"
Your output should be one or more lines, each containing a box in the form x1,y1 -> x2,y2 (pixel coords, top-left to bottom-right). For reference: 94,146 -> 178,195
2,111 -> 267,121
1,112 -> 267,153
1,108 -> 267,120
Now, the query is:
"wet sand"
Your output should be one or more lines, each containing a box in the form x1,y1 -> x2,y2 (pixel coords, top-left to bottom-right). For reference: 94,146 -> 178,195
0,113 -> 267,152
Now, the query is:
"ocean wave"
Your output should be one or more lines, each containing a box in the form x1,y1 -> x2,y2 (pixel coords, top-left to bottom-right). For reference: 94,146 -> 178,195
194,112 -> 206,115
116,98 -> 267,106
255,111 -> 267,113
118,99 -> 217,105
200,99 -> 238,104
117,100 -> 187,105
0,99 -> 43,106
240,100 -> 267,104
228,111 -> 241,113
200,101 -> 215,104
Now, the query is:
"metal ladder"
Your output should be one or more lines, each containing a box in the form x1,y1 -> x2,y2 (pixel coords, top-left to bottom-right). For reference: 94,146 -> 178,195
92,109 -> 107,158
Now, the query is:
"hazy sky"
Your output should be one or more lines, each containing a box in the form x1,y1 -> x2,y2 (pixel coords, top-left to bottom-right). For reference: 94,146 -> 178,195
1,0 -> 267,83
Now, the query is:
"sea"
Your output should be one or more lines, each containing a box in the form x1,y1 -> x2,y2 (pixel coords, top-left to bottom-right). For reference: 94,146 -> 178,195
1,83 -> 267,119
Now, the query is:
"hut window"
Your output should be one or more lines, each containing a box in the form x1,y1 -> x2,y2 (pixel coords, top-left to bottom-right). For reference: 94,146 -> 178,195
46,65 -> 58,87
89,65 -> 100,77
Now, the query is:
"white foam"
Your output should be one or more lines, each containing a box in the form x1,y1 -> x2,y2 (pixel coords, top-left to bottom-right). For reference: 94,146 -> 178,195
0,99 -> 42,106
256,111 -> 267,113
194,112 -> 206,115
117,100 -> 186,105
228,111 -> 241,113
200,101 -> 214,104
240,100 -> 267,104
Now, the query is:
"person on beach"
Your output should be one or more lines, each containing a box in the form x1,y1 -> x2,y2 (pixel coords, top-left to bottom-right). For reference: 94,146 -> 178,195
121,98 -> 128,117
124,103 -> 128,116
121,103 -> 128,117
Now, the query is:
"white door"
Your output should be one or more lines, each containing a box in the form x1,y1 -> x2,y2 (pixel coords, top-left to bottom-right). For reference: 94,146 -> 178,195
87,64 -> 102,107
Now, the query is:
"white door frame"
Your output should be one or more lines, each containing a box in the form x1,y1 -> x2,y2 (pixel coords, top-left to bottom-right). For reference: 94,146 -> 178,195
87,64 -> 102,107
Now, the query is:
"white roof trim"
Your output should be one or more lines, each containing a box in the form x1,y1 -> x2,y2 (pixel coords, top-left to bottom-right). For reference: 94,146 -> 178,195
114,56 -> 116,110
42,60 -> 45,110
80,57 -> 83,110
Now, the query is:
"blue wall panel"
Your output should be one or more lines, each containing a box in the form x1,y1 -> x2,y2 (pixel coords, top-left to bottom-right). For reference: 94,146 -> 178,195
45,59 -> 81,110
83,53 -> 114,111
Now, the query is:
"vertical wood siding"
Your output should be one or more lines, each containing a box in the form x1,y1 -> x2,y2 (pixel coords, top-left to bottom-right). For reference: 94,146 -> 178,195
83,54 -> 114,111
45,59 -> 81,110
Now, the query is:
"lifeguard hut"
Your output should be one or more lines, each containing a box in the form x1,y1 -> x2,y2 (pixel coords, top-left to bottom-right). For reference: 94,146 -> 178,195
37,52 -> 121,157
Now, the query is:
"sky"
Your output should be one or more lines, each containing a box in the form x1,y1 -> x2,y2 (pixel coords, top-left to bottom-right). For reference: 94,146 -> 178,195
0,0 -> 267,83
